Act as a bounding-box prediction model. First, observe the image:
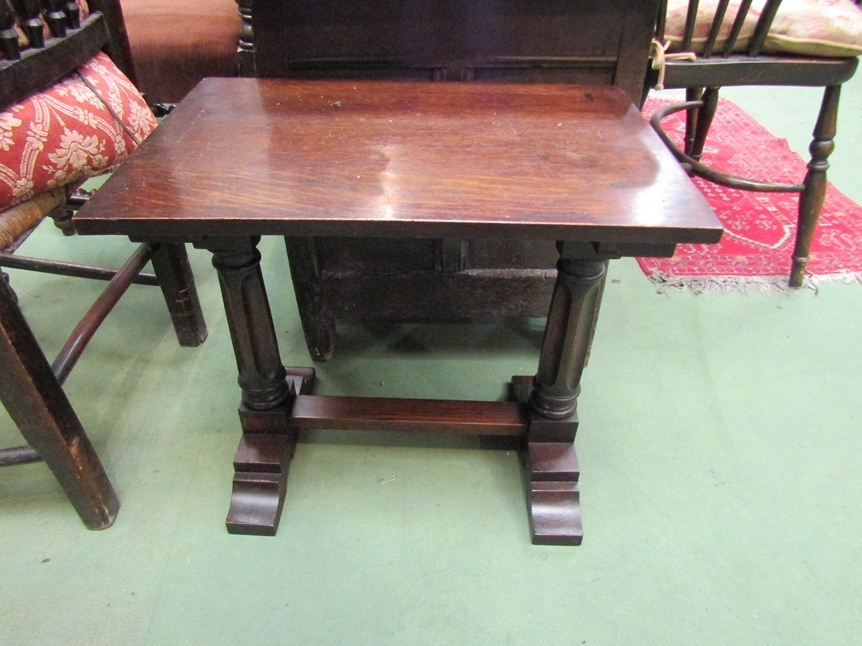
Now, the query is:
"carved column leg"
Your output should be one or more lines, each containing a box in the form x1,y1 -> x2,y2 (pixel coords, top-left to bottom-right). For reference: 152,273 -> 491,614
150,242 -> 208,347
0,278 -> 119,529
790,85 -> 841,288
202,236 -> 295,535
527,244 -> 607,545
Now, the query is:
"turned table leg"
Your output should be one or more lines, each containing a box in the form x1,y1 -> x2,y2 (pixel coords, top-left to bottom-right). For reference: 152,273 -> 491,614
201,236 -> 299,535
526,242 -> 608,545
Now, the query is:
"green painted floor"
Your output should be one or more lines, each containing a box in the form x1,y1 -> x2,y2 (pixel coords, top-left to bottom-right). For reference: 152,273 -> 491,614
2,75 -> 861,645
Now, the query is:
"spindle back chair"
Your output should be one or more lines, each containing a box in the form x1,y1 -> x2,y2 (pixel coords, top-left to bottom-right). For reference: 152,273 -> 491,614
648,0 -> 860,286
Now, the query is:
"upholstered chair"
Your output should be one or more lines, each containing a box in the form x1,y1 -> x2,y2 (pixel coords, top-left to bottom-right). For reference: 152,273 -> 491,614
1,0 -> 206,528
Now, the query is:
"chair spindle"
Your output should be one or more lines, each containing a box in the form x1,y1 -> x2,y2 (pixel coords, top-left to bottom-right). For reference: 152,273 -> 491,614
43,0 -> 68,39
682,0 -> 700,51
63,0 -> 80,29
703,0 -> 731,58
0,0 -> 21,60
10,0 -> 44,49
750,0 -> 785,56
722,0 -> 754,57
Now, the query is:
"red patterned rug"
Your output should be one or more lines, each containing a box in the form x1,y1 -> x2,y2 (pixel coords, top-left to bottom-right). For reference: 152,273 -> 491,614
639,97 -> 862,292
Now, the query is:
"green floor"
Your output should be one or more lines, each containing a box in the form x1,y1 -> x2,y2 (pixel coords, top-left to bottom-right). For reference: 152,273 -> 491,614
2,75 -> 862,645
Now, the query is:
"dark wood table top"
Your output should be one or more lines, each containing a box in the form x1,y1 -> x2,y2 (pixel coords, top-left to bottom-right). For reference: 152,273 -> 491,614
75,78 -> 721,245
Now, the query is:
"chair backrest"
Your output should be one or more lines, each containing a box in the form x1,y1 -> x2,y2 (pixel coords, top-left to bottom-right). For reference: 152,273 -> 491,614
651,0 -> 859,90
0,0 -> 136,110
239,0 -> 660,104
655,0 -> 784,58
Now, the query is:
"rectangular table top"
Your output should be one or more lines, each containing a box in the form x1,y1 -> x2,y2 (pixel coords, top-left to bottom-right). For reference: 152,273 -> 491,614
74,78 -> 721,245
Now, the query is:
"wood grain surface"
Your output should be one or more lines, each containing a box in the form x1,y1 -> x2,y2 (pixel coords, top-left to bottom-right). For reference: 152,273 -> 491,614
75,78 -> 721,244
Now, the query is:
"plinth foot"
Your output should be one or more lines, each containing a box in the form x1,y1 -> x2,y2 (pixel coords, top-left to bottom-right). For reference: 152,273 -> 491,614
226,430 -> 295,536
225,368 -> 315,536
529,481 -> 582,546
527,443 -> 582,545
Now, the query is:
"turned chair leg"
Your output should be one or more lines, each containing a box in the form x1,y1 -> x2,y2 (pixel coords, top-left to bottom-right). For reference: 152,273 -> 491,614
790,85 -> 841,288
689,87 -> 719,162
684,87 -> 703,156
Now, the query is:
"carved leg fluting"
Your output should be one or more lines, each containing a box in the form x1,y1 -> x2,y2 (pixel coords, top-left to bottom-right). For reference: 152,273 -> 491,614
790,85 -> 841,288
203,236 -> 295,535
527,244 -> 607,545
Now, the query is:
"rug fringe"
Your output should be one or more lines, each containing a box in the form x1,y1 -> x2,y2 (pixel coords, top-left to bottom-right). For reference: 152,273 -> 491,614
646,271 -> 862,295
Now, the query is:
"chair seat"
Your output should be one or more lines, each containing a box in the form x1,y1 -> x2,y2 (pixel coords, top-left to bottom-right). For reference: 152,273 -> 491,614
0,51 -> 157,212
663,52 -> 858,88
0,188 -> 66,250
665,0 -> 862,58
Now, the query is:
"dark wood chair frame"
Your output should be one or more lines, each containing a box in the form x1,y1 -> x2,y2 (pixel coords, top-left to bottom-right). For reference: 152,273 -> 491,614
0,0 -> 207,528
647,0 -> 859,287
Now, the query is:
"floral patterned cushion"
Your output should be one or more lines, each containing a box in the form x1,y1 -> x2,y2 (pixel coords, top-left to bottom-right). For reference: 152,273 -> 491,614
0,52 -> 157,211
664,0 -> 862,58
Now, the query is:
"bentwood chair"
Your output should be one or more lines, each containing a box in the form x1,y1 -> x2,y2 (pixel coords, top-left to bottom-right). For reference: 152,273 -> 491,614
647,0 -> 862,287
0,0 -> 207,528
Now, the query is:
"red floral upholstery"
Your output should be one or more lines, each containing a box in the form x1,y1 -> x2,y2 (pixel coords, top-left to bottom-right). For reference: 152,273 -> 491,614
0,52 -> 158,211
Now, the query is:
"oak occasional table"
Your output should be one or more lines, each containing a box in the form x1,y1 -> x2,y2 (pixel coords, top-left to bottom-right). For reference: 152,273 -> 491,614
74,78 -> 721,545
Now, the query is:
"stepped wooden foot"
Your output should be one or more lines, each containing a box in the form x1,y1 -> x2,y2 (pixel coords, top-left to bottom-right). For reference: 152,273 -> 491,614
512,376 -> 582,544
524,242 -> 609,545
226,368 -> 316,535
527,438 -> 582,545
226,425 -> 295,536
